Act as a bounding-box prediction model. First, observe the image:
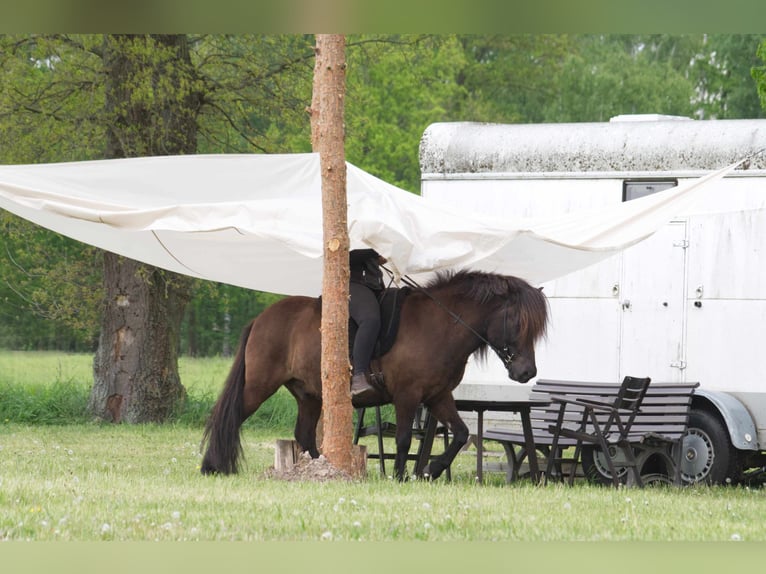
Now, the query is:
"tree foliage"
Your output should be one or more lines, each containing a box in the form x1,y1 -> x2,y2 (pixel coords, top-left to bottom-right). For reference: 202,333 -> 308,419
753,38 -> 766,112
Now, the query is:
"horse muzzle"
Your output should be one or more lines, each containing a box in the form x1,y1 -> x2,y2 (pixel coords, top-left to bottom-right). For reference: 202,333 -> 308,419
508,361 -> 536,384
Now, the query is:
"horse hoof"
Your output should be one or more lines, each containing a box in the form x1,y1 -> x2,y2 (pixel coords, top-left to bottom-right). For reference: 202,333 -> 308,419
423,463 -> 444,480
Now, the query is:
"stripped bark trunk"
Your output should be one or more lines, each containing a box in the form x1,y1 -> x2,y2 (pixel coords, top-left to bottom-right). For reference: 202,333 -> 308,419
311,34 -> 359,475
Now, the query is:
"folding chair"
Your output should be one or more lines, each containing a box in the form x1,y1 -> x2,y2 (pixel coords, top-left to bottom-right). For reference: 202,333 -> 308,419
545,376 -> 651,487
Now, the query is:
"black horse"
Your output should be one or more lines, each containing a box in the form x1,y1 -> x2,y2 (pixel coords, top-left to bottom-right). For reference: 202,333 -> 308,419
201,270 -> 548,480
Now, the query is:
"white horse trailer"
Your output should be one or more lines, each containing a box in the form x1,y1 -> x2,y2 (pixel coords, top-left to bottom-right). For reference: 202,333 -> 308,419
420,116 -> 766,484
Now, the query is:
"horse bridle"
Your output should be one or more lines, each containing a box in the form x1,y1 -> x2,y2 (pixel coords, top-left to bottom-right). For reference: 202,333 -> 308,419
497,305 -> 517,367
382,265 -> 517,367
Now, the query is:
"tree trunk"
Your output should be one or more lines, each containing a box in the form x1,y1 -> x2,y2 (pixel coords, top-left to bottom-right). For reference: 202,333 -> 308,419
313,35 -> 357,475
91,258 -> 190,422
90,35 -> 199,423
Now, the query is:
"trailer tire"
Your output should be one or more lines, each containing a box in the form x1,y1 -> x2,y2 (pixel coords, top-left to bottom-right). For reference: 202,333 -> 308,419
581,445 -> 629,485
583,446 -> 676,485
682,409 -> 742,485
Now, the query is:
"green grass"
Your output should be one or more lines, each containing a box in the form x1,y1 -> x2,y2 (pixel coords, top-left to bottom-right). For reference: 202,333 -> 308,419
1,423 -> 766,542
1,351 -> 765,542
0,350 -> 296,428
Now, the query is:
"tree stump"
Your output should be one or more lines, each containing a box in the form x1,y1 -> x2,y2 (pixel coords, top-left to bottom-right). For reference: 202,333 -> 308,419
274,439 -> 302,472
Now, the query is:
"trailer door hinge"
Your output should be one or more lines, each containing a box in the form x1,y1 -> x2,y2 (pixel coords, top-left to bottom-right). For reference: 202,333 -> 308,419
673,239 -> 689,249
670,360 -> 687,370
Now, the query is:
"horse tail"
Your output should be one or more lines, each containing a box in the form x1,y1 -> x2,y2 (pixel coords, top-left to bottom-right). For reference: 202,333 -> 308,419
200,320 -> 253,475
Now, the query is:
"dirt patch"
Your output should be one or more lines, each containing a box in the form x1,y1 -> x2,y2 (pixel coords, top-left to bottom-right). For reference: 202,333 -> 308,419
265,451 -> 354,482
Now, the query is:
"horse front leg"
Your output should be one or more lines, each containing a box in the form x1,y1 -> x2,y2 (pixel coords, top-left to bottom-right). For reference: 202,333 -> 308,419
423,397 -> 469,481
294,393 -> 322,458
393,400 -> 419,481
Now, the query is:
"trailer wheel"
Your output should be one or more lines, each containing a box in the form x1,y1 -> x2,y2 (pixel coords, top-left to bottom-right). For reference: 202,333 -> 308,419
581,445 -> 629,485
681,409 -> 742,485
583,446 -> 675,486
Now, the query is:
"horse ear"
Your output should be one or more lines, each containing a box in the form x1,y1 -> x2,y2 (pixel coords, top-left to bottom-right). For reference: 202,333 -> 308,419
538,286 -> 544,292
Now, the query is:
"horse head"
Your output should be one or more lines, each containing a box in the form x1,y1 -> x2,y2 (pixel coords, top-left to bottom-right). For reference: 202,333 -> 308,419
486,284 -> 548,384
487,314 -> 538,383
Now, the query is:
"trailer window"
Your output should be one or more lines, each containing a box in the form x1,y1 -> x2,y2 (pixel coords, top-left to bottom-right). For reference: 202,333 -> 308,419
623,180 -> 678,202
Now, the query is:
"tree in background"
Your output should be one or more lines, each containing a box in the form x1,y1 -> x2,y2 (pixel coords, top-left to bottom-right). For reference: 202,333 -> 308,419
89,35 -> 200,423
344,35 -> 573,192
0,34 -> 315,358
541,35 -> 698,122
0,35 -> 107,351
752,38 -> 766,112
701,35 -> 766,119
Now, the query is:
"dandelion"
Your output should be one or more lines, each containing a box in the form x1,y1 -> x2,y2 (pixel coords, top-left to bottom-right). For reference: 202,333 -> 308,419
320,531 -> 333,541
171,511 -> 181,521
421,502 -> 431,510
563,502 -> 571,510
731,533 -> 742,541
100,523 -> 111,534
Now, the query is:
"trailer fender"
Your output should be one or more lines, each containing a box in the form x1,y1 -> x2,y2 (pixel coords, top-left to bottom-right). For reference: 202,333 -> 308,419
693,390 -> 758,451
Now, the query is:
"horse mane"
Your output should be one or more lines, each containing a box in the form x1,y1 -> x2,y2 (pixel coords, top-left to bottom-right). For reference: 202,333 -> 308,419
426,269 -> 549,349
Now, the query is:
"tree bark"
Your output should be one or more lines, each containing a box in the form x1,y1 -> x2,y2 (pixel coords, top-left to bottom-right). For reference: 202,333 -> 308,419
90,35 -> 199,423
312,35 -> 356,475
91,258 -> 190,422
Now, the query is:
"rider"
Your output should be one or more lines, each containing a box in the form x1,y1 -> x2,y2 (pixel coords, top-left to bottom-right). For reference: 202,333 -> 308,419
349,248 -> 387,399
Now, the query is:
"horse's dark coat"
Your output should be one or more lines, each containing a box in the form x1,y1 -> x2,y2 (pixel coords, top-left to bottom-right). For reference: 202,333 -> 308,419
201,270 -> 548,480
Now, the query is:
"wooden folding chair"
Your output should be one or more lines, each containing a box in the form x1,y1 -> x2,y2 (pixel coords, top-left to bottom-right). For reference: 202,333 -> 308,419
545,376 -> 651,487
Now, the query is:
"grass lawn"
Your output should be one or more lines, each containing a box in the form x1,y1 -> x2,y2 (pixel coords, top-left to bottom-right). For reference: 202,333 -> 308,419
1,351 -> 765,542
2,422 -> 766,542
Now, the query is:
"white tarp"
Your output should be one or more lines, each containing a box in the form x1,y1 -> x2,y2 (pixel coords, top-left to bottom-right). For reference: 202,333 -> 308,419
0,153 -> 741,296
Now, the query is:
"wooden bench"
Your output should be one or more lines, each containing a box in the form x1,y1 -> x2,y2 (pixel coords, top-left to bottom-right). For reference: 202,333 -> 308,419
483,379 -> 699,485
